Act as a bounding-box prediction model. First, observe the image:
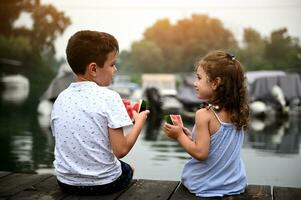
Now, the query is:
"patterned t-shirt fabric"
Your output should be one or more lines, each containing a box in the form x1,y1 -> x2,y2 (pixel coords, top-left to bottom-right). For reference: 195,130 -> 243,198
51,81 -> 133,186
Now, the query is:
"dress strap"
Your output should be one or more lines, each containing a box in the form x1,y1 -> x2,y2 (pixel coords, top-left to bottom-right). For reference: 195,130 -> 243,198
208,104 -> 223,124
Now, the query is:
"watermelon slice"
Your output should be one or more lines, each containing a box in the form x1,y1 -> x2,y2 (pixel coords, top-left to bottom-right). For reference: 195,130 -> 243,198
170,114 -> 183,126
132,99 -> 148,113
164,114 -> 183,126
123,99 -> 148,119
122,99 -> 133,119
164,115 -> 173,124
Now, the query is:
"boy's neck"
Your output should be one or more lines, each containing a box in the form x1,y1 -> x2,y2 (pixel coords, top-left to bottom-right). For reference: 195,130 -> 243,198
77,74 -> 92,82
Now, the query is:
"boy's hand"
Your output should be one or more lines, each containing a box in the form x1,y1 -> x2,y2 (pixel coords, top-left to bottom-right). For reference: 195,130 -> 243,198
132,110 -> 150,125
163,120 -> 184,140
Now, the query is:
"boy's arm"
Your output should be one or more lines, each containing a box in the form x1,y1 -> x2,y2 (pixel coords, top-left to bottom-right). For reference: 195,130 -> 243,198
109,110 -> 149,158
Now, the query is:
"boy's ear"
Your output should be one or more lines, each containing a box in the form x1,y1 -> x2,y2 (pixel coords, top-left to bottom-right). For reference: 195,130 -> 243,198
87,62 -> 97,77
212,77 -> 221,90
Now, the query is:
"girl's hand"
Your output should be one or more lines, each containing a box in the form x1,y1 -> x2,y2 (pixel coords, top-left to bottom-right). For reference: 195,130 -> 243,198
182,127 -> 192,140
163,120 -> 183,140
132,110 -> 150,125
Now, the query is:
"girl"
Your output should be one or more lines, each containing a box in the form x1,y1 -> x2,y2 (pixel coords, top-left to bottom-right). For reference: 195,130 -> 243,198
163,50 -> 249,197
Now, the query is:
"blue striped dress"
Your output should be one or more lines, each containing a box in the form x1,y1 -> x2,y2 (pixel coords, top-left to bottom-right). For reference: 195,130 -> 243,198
181,109 -> 247,197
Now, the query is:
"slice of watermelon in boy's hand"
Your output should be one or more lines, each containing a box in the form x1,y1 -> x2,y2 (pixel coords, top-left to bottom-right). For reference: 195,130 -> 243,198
122,99 -> 147,119
122,99 -> 131,108
122,99 -> 133,119
132,99 -> 148,113
132,103 -> 139,113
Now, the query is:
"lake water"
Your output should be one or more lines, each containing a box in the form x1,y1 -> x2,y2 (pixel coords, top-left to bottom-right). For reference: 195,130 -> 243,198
1,83 -> 301,188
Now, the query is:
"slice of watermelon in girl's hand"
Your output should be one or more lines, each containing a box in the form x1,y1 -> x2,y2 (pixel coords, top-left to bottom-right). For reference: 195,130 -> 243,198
170,115 -> 183,126
164,114 -> 183,126
164,115 -> 173,124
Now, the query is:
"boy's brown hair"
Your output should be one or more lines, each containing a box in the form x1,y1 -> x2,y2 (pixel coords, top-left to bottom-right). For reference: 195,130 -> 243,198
196,50 -> 250,129
66,30 -> 119,74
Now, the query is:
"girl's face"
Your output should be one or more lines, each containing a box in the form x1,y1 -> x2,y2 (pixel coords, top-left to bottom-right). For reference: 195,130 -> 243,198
194,66 -> 214,101
94,51 -> 117,86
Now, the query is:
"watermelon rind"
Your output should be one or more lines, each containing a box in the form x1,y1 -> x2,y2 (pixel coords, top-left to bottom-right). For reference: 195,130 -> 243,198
164,115 -> 173,124
138,99 -> 147,113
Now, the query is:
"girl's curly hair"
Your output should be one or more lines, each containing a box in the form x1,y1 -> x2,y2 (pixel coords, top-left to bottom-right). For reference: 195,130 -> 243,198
196,50 -> 250,130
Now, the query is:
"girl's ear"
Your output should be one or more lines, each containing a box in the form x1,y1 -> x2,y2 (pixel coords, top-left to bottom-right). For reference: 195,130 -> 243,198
212,77 -> 221,90
87,62 -> 97,77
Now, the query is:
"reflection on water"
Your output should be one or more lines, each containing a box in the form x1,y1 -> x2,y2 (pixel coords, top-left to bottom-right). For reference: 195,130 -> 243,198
246,114 -> 300,154
12,135 -> 33,163
0,89 -> 301,187
0,100 -> 54,173
123,114 -> 301,187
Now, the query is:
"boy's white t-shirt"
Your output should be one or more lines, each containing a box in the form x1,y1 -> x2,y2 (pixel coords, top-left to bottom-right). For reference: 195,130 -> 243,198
51,81 -> 132,186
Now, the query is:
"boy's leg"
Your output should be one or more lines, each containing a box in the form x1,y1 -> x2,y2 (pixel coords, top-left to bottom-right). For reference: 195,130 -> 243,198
57,160 -> 134,195
100,160 -> 133,194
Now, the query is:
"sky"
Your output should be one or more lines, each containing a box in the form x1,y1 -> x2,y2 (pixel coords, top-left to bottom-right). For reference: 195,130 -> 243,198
39,0 -> 301,59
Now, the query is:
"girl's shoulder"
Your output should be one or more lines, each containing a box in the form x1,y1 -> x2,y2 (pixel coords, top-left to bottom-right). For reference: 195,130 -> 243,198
195,108 -> 212,122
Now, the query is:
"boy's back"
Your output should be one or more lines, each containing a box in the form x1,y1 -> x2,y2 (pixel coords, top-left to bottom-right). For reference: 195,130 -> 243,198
51,30 -> 149,195
51,81 -> 132,186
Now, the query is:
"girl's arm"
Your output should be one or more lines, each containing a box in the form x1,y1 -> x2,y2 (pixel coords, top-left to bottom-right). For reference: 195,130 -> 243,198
163,109 -> 210,160
109,110 -> 149,158
182,127 -> 192,140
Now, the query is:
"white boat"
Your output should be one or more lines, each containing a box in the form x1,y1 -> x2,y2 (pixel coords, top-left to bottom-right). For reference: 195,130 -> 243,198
37,64 -> 141,127
109,75 -> 140,99
141,73 -> 183,113
246,70 -> 301,116
1,74 -> 30,104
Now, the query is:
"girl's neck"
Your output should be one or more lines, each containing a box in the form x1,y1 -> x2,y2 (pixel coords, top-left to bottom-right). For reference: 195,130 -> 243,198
207,103 -> 220,110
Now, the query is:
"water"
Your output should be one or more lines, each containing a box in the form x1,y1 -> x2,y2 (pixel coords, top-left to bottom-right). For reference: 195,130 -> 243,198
123,115 -> 301,188
1,84 -> 301,188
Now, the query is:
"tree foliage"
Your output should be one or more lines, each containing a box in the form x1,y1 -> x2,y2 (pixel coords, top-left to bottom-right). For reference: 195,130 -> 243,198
119,40 -> 165,73
240,28 -> 301,71
0,0 -> 71,84
239,28 -> 269,70
120,14 -> 238,73
0,0 -> 71,56
264,28 -> 301,70
119,14 -> 301,73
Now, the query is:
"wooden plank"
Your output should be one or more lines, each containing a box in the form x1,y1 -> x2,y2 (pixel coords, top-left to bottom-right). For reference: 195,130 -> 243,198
62,180 -> 137,200
273,186 -> 301,200
170,183 -> 221,200
118,179 -> 179,200
0,173 -> 51,198
0,171 -> 12,179
9,175 -> 67,200
171,184 -> 272,200
223,185 -> 272,200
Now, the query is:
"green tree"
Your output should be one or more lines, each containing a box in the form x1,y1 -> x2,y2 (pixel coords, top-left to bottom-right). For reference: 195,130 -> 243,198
0,0 -> 71,57
120,14 -> 238,73
119,40 -> 165,73
0,0 -> 71,98
239,28 -> 270,70
0,0 -> 32,36
0,0 -> 70,75
264,28 -> 301,70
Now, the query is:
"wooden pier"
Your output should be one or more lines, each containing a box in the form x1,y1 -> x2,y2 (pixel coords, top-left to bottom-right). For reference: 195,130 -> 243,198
0,171 -> 300,200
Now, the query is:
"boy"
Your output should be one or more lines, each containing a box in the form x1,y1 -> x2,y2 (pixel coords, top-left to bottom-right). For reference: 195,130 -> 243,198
51,30 -> 149,195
